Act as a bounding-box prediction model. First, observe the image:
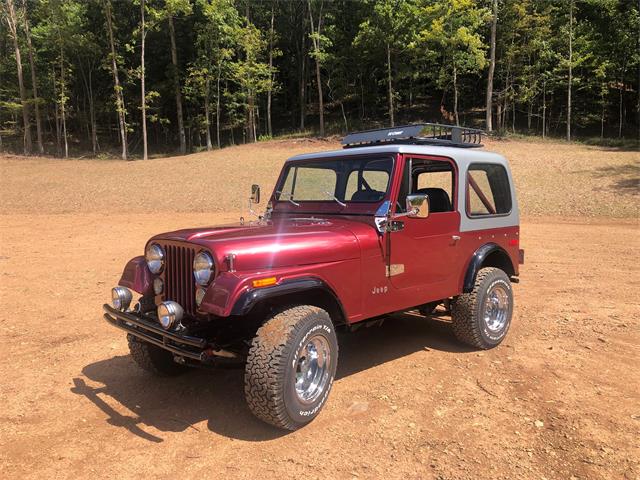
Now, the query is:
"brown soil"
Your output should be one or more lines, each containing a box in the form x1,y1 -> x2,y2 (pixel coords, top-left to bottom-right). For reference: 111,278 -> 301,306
0,139 -> 639,479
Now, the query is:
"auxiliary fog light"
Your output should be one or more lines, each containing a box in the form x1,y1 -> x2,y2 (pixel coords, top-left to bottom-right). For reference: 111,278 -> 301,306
195,287 -> 206,307
153,277 -> 164,295
157,301 -> 184,330
111,287 -> 133,311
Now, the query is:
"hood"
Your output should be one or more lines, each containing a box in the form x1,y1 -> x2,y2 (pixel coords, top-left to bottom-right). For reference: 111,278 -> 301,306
150,217 -> 372,272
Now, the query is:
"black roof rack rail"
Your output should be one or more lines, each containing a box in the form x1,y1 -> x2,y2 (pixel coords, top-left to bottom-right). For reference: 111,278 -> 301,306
341,123 -> 484,149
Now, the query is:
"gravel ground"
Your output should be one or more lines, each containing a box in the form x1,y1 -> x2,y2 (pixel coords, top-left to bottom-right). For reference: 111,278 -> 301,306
0,138 -> 639,479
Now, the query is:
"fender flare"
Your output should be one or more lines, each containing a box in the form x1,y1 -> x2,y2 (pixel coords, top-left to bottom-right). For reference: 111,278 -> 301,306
462,243 -> 515,293
230,276 -> 346,319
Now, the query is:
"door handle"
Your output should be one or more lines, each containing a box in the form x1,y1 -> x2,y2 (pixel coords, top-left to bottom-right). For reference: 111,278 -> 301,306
452,235 -> 461,243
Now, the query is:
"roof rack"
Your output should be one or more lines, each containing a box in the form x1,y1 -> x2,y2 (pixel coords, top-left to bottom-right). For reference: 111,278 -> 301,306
341,123 -> 483,149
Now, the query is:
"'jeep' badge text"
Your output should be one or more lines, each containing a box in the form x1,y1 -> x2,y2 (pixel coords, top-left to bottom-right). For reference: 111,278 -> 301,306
372,286 -> 388,294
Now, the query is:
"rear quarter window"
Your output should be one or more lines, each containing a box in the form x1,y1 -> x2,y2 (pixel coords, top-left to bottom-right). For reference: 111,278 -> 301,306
466,163 -> 512,217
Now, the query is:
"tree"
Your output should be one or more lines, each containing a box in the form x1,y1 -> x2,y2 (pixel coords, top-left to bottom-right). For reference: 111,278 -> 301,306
567,0 -> 574,141
164,0 -> 191,154
104,0 -> 128,160
416,0 -> 489,126
308,0 -> 327,136
21,1 -> 44,154
485,0 -> 498,132
355,0 -> 417,127
3,0 -> 32,154
186,0 -> 240,149
233,20 -> 271,142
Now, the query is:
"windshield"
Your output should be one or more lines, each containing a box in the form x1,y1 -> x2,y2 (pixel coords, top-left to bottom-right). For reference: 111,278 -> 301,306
276,156 -> 394,204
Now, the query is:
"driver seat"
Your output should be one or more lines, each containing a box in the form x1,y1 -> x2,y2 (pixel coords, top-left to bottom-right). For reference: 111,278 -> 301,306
414,187 -> 452,213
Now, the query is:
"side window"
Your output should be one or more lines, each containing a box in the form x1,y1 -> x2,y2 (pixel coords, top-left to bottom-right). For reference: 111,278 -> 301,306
416,171 -> 454,213
281,166 -> 337,201
467,164 -> 512,216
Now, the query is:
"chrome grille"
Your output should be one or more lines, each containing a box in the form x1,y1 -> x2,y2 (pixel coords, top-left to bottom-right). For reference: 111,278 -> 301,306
162,244 -> 196,316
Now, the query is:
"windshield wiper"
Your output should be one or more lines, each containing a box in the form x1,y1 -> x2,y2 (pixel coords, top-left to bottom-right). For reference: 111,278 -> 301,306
324,191 -> 346,207
275,191 -> 300,207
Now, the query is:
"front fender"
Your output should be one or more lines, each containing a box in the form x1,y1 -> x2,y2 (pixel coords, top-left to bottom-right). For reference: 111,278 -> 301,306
118,256 -> 153,296
198,267 -> 347,318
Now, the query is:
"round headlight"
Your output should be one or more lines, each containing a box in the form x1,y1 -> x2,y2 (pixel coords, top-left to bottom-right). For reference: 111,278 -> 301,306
193,251 -> 214,286
145,243 -> 164,274
157,301 -> 183,330
111,287 -> 132,311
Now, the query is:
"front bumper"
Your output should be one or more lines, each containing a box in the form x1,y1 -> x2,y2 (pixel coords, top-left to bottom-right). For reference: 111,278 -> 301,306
103,304 -> 209,362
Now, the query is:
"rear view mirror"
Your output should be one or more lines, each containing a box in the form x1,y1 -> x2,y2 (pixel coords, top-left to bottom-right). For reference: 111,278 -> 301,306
250,184 -> 261,204
406,194 -> 430,218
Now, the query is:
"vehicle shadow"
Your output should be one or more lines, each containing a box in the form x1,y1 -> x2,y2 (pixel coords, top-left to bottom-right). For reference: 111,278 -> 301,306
71,311 -> 472,442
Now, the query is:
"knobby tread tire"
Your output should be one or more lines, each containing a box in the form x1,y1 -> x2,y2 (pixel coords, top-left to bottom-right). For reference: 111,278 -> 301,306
244,305 -> 336,430
451,267 -> 512,350
127,334 -> 187,376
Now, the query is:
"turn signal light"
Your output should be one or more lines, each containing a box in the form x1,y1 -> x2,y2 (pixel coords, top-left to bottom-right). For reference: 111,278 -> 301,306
252,277 -> 277,288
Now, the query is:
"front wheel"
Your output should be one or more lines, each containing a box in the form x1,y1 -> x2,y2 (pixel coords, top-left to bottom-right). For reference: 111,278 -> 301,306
244,305 -> 338,430
127,334 -> 188,376
451,267 -> 513,349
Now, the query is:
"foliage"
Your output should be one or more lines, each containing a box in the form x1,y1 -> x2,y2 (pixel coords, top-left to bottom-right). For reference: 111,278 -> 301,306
0,0 -> 638,157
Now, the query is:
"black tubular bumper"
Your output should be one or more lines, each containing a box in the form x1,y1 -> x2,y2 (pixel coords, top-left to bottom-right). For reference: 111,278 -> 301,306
103,304 -> 209,361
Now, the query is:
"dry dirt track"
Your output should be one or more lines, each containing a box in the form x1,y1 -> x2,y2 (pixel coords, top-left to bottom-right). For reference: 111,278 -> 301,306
0,139 -> 639,479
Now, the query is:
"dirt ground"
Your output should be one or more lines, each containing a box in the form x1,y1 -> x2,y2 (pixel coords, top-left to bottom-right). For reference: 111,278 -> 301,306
0,138 -> 639,479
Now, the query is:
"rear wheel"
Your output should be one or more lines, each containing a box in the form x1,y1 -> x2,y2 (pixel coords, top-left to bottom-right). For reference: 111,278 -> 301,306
244,305 -> 338,430
127,334 -> 188,376
451,267 -> 513,349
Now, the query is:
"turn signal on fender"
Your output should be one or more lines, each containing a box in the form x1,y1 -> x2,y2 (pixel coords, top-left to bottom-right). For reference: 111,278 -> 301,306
252,277 -> 277,288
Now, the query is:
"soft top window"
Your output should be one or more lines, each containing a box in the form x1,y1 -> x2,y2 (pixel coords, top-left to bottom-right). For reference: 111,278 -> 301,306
467,163 -> 512,217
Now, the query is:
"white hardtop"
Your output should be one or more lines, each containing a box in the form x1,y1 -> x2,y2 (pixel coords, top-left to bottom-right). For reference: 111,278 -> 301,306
287,143 -> 519,233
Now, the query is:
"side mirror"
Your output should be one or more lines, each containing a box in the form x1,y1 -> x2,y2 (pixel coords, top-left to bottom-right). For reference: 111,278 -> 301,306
406,194 -> 430,218
250,184 -> 261,204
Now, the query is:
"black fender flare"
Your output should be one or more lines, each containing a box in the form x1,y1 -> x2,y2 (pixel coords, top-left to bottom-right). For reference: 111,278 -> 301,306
462,243 -> 515,293
230,276 -> 346,319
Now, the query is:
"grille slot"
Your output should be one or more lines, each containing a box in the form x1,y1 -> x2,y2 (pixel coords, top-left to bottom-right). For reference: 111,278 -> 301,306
163,244 -> 196,316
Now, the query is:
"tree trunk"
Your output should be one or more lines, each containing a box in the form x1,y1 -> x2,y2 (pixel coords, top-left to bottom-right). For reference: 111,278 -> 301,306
22,3 -> 43,154
308,0 -> 325,137
542,80 -> 546,139
58,42 -> 68,158
453,63 -> 459,126
386,42 -> 394,127
168,16 -> 186,154
299,27 -> 306,131
618,69 -> 625,138
267,3 -> 275,137
216,61 -> 222,149
601,86 -> 605,139
205,74 -> 212,151
104,0 -> 128,160
485,0 -> 498,132
141,0 -> 148,160
78,59 -> 98,154
53,67 -> 61,156
567,0 -> 573,141
5,0 -> 32,154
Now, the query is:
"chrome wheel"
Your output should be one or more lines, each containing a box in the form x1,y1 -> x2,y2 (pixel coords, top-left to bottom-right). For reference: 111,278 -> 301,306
294,335 -> 331,404
482,284 -> 509,333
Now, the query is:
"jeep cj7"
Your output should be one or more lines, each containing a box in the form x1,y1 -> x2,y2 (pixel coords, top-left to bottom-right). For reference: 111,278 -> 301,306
104,123 -> 524,430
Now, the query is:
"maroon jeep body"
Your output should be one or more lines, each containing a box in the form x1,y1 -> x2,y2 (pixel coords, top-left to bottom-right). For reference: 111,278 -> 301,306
104,124 -> 523,430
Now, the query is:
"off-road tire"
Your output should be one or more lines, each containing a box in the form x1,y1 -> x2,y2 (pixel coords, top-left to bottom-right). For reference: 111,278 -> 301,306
127,334 -> 187,376
244,305 -> 338,430
451,267 -> 513,349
